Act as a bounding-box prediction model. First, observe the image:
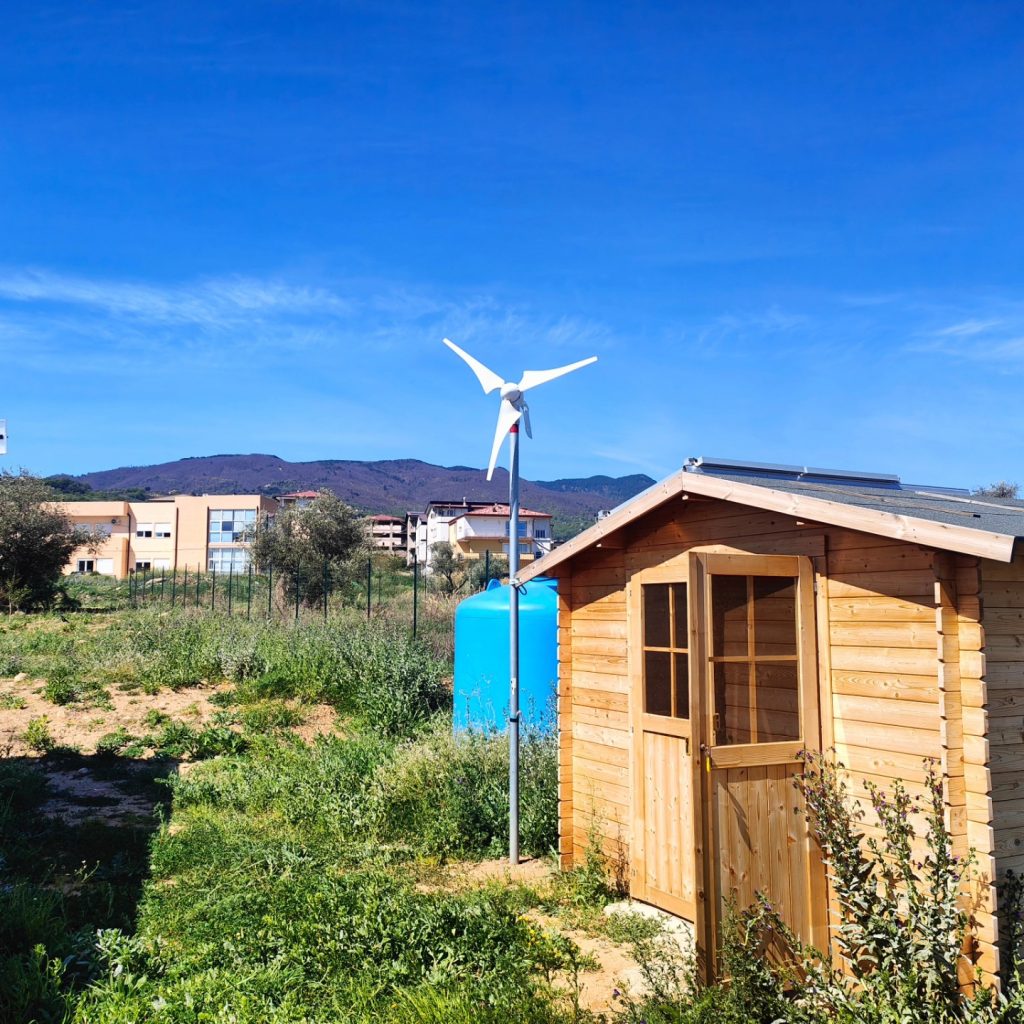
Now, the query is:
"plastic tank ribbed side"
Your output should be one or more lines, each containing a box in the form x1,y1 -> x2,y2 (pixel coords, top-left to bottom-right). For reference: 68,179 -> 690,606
453,577 -> 558,733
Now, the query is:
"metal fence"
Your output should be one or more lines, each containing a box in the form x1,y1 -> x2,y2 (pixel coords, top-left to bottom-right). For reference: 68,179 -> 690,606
103,555 -> 504,637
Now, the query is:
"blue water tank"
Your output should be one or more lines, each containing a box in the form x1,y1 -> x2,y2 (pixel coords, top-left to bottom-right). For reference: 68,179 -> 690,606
453,576 -> 559,733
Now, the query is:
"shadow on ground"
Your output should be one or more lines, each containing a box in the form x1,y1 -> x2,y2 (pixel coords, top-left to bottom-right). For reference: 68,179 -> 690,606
1,750 -> 177,935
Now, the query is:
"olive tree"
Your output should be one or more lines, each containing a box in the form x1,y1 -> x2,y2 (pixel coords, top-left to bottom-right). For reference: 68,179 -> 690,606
975,480 -> 1019,499
429,541 -> 468,596
249,490 -> 365,606
0,472 -> 92,612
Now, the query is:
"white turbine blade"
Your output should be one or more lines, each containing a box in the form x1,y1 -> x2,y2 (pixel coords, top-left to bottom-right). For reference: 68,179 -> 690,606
442,337 -> 505,395
521,402 -> 532,439
517,355 -> 597,393
486,399 -> 523,481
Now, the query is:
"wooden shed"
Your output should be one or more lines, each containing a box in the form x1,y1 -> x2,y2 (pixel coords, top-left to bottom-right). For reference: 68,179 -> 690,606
518,457 -> 1024,981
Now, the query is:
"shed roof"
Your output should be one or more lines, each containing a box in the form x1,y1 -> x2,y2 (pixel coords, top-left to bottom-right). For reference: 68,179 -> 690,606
519,459 -> 1024,581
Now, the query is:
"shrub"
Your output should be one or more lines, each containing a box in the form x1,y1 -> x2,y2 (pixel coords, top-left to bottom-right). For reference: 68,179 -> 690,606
22,715 -> 54,753
793,752 -> 1022,1023
0,691 -> 27,709
344,625 -> 449,737
377,724 -> 557,859
95,727 -> 139,757
240,700 -> 306,733
150,721 -> 248,760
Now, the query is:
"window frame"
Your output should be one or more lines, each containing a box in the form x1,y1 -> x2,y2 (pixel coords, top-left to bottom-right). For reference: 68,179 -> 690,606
640,581 -> 690,721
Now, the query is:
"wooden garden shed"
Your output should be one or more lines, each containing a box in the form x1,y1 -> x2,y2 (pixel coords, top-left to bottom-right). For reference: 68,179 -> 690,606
519,457 -> 1024,982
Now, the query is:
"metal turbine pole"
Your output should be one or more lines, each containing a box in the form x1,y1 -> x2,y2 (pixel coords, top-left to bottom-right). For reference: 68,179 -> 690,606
508,420 -> 521,866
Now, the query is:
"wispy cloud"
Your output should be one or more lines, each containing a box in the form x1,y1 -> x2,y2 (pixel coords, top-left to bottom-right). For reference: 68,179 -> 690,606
906,303 -> 1024,367
0,267 -> 615,384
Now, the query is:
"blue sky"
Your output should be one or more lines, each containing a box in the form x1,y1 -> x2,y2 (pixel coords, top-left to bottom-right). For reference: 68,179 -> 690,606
2,2 -> 1023,488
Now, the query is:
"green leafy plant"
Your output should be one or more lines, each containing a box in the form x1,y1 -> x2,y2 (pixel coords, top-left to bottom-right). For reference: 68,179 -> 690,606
22,715 -> 54,753
793,752 -> 1011,1022
0,691 -> 27,710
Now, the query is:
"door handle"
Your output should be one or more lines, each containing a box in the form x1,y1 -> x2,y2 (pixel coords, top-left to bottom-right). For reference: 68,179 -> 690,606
700,743 -> 712,773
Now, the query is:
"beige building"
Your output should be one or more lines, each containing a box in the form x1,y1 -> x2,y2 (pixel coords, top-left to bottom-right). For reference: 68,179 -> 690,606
447,503 -> 552,564
56,495 -> 277,577
365,514 -> 406,555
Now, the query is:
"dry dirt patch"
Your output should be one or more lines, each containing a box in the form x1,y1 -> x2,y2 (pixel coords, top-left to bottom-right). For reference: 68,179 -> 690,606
0,674 -> 342,756
0,676 -> 223,756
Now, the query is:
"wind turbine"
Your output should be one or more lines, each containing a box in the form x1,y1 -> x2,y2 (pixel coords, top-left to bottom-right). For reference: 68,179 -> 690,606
443,337 -> 597,864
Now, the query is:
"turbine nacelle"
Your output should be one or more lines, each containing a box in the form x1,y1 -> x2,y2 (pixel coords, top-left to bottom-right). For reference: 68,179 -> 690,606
442,338 -> 597,480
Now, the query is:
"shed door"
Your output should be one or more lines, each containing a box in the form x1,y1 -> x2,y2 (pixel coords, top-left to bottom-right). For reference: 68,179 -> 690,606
693,553 -> 825,968
630,578 -> 698,920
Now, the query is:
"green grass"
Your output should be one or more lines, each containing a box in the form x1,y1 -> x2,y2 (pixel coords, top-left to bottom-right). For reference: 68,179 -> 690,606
0,603 -> 583,1024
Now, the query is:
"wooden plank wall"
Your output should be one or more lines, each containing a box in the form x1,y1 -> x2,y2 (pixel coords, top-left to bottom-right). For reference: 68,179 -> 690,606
979,551 -> 1024,977
560,544 -> 630,863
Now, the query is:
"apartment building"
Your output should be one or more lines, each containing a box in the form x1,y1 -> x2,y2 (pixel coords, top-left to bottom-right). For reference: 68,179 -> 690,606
406,499 -> 552,570
447,503 -> 552,564
365,514 -> 406,555
57,495 -> 277,578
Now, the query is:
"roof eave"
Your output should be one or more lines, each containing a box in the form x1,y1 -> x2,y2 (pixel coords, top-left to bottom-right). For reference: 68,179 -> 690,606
518,470 -> 1016,582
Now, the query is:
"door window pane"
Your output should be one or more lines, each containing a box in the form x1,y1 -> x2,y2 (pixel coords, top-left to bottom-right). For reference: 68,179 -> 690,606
709,572 -> 802,745
753,663 -> 799,741
643,585 -> 670,648
674,653 -> 690,718
714,662 -> 752,744
711,576 -> 749,657
753,577 -> 797,656
671,584 -> 689,648
644,651 -> 672,715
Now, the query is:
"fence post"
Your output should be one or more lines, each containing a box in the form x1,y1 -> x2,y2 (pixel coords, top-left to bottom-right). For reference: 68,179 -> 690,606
181,566 -> 187,610
366,557 -> 372,620
247,564 -> 253,621
195,565 -> 200,608
412,555 -> 418,638
485,549 -> 490,587
161,568 -> 166,605
294,571 -> 301,622
268,564 -> 273,620
228,564 -> 233,616
323,561 -> 328,621
171,568 -> 177,609
211,569 -> 217,611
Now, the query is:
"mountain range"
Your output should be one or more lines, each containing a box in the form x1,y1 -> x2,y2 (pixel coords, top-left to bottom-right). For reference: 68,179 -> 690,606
68,454 -> 656,531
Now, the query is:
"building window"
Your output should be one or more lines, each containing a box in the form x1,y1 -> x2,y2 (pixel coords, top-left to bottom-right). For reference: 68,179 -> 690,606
135,561 -> 152,571
76,559 -> 95,573
535,527 -> 548,538
92,523 -> 113,538
208,509 -> 257,544
641,583 -> 689,718
504,522 -> 529,536
501,542 -> 534,555
155,523 -> 172,538
208,548 -> 250,573
136,523 -> 153,538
